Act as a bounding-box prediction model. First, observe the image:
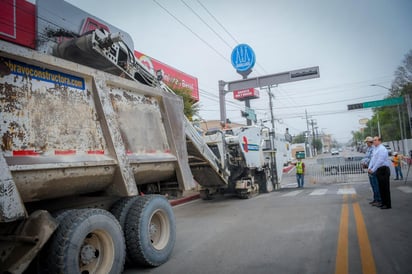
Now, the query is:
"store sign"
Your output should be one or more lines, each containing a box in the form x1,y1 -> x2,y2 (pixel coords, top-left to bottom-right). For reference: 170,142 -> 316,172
231,44 -> 256,72
233,88 -> 259,101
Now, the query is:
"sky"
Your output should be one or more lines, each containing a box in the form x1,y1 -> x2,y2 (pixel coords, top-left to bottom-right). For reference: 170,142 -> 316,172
64,0 -> 412,143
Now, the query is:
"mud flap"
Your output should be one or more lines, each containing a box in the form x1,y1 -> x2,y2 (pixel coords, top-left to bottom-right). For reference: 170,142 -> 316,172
0,210 -> 58,273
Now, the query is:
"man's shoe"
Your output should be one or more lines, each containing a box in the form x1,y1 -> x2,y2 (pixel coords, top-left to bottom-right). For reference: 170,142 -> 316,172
374,203 -> 383,207
394,178 -> 399,180
371,202 -> 380,206
369,200 -> 376,204
380,205 -> 391,209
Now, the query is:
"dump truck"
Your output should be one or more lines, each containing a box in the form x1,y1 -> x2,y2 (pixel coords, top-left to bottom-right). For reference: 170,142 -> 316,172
0,1 -> 284,272
0,38 -> 188,272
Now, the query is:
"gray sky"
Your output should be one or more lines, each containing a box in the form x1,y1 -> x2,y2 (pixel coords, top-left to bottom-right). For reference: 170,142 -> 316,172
66,0 -> 412,143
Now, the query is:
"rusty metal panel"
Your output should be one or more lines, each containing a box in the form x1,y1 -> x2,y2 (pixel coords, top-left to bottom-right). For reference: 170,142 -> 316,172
108,87 -> 170,154
13,165 -> 115,202
0,57 -> 107,155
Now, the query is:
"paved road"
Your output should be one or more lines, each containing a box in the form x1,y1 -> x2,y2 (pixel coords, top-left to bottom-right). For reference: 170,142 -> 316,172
125,172 -> 412,274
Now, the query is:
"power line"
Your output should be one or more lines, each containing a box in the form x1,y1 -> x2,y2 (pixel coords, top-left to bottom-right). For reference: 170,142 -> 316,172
152,0 -> 230,63
196,0 -> 239,45
181,0 -> 233,50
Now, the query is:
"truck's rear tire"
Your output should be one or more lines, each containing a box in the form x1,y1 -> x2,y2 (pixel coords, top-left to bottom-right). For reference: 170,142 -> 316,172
256,169 -> 273,193
125,195 -> 176,267
110,196 -> 142,229
110,195 -> 142,265
44,209 -> 126,274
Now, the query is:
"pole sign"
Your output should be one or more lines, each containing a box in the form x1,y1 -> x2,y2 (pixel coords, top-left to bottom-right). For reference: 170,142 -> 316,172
241,107 -> 256,122
348,97 -> 404,110
233,88 -> 260,101
231,44 -> 256,72
226,66 -> 320,92
359,118 -> 369,125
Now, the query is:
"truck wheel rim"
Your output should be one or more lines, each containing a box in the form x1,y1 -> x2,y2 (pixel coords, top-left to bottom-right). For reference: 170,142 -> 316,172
149,209 -> 170,250
79,229 -> 115,273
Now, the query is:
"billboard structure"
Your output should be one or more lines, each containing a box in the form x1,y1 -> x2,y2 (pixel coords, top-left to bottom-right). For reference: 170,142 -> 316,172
135,51 -> 199,101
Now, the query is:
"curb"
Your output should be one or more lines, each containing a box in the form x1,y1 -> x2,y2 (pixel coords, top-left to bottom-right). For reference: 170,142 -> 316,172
170,193 -> 201,206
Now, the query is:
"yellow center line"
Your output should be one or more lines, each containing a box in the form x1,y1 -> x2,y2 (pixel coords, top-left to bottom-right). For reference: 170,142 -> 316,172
335,191 -> 377,274
335,194 -> 349,274
353,202 -> 377,274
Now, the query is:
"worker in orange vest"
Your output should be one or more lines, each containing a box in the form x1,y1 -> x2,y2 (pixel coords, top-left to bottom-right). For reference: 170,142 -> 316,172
392,152 -> 403,180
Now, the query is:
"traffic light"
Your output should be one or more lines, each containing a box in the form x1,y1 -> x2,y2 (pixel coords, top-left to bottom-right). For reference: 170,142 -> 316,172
347,103 -> 363,110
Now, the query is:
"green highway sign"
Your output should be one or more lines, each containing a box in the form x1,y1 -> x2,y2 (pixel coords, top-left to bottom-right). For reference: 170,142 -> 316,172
363,97 -> 404,108
348,97 -> 404,110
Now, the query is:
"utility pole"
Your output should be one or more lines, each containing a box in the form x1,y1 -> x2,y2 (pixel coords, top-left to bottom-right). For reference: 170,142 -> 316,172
243,73 -> 252,126
310,119 -> 317,156
267,86 -> 278,189
268,86 -> 276,131
305,109 -> 312,158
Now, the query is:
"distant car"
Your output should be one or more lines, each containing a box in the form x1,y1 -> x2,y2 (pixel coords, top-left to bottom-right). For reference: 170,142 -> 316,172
323,156 -> 364,175
331,149 -> 339,155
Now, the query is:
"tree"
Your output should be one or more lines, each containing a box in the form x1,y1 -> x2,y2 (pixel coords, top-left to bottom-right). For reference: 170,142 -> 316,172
312,138 -> 323,153
392,50 -> 412,91
352,49 -> 412,142
292,133 -> 306,144
351,130 -> 364,146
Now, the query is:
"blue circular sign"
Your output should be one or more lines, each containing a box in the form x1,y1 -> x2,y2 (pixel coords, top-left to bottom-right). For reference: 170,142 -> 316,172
231,44 -> 256,72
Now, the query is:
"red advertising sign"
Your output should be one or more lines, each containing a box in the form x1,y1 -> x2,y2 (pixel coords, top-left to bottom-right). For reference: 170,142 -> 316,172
135,50 -> 199,101
0,0 -> 36,48
233,88 -> 260,101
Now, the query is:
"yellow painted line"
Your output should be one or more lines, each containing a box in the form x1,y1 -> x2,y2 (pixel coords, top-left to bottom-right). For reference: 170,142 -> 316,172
335,195 -> 349,274
353,202 -> 377,274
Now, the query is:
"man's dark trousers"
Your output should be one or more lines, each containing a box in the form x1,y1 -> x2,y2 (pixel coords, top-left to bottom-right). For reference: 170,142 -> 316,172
376,166 -> 391,208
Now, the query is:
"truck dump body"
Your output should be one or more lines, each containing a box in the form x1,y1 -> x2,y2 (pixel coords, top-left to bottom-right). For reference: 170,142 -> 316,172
0,40 -> 196,205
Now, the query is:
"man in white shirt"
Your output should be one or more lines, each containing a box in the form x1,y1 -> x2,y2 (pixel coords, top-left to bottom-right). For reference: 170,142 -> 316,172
361,136 -> 381,205
368,136 -> 392,209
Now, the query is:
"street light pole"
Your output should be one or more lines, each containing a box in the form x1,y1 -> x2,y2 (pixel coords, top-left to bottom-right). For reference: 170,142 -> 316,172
370,84 -> 403,139
377,112 -> 381,137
